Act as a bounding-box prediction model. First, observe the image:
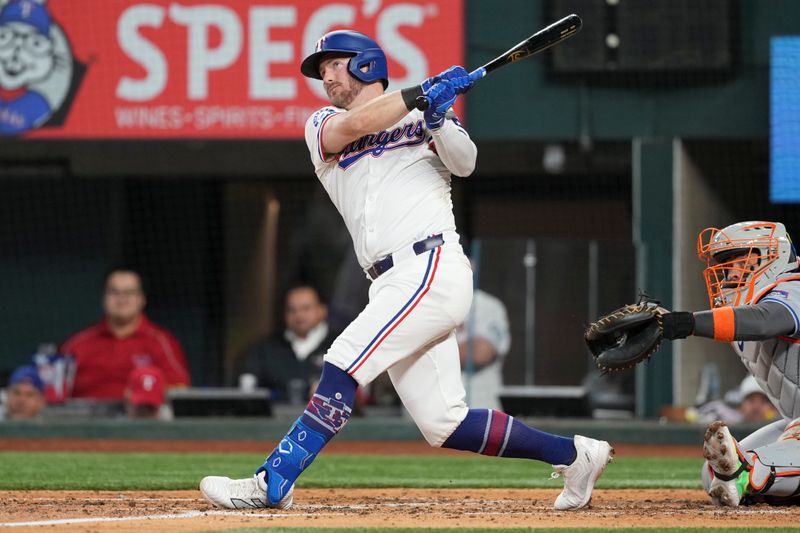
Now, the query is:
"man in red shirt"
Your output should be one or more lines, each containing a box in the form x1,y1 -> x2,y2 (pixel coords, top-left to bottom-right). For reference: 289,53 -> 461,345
60,267 -> 191,400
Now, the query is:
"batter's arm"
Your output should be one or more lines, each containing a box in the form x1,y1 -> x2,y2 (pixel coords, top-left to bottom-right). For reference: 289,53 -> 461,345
692,301 -> 797,342
430,118 -> 477,177
320,90 -> 417,156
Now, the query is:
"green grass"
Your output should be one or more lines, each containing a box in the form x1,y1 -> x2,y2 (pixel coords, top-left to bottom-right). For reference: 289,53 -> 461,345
0,451 -> 704,491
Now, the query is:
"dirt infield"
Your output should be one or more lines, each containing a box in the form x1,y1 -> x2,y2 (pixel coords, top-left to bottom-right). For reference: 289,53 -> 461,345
4,439 -> 796,531
3,488 -> 800,532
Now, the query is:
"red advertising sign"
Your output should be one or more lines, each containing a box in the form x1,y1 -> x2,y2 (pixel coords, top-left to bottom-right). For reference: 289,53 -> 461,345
0,0 -> 463,138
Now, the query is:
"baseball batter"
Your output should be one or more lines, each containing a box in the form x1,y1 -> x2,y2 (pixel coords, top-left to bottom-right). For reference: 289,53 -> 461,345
200,30 -> 612,511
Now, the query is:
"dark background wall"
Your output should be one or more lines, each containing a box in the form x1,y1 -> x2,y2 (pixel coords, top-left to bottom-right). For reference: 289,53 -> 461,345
0,1 -> 796,391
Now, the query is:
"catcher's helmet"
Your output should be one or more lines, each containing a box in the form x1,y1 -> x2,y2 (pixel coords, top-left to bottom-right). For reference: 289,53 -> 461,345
300,30 -> 389,89
697,221 -> 798,308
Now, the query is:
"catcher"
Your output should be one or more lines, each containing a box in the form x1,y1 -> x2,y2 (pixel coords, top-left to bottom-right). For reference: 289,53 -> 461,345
586,221 -> 800,506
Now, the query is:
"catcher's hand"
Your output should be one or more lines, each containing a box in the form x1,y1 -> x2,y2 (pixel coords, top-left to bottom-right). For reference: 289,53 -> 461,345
584,296 -> 694,371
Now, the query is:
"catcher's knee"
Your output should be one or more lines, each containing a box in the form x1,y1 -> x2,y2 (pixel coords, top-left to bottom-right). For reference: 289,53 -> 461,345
409,403 -> 469,447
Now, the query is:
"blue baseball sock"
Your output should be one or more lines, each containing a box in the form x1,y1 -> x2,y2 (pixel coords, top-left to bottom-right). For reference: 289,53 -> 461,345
442,409 -> 577,466
256,363 -> 357,504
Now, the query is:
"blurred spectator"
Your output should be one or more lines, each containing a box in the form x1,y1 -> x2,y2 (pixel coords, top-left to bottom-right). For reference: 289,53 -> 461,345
2,365 -> 46,420
239,285 -> 338,403
689,375 -> 779,425
60,267 -> 191,402
457,288 -> 511,410
125,366 -> 166,419
735,376 -> 778,423
31,344 -> 75,404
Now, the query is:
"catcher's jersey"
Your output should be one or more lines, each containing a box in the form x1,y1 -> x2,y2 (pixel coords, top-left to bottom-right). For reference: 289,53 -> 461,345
733,275 -> 800,419
304,106 -> 465,269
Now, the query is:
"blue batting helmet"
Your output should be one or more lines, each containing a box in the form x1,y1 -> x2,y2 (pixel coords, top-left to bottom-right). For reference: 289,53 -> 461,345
301,30 -> 388,89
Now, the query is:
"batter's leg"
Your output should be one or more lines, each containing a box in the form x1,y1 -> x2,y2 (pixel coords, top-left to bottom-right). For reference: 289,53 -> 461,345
390,330 -> 613,510
200,362 -> 357,509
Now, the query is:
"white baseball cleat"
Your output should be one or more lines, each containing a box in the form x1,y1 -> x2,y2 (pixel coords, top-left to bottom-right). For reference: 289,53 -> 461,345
703,420 -> 743,507
552,434 -> 614,510
200,470 -> 293,510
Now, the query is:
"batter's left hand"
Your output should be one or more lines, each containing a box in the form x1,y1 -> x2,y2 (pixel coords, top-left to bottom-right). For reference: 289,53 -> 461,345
426,80 -> 457,113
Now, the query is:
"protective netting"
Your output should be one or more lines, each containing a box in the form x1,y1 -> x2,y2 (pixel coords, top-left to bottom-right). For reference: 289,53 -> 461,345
0,1 -> 794,420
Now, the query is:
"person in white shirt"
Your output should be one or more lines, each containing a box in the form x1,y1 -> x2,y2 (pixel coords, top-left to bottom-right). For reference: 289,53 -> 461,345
458,288 -> 511,410
201,30 -> 612,512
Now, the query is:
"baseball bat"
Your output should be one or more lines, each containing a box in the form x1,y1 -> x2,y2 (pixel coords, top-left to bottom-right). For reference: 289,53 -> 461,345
415,13 -> 582,111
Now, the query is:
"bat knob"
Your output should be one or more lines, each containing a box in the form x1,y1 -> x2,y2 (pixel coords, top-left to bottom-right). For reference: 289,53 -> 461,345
415,95 -> 430,111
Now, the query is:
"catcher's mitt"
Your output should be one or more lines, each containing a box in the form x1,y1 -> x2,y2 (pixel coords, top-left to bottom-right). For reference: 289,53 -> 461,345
584,297 -> 670,371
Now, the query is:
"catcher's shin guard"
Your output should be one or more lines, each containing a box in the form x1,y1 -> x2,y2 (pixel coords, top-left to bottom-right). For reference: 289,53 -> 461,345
256,418 -> 326,506
747,426 -> 800,500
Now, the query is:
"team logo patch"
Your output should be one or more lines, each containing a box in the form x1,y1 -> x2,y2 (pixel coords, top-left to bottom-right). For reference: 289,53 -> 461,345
770,290 -> 790,299
306,393 -> 351,431
338,119 -> 427,169
312,107 -> 336,127
0,0 -> 86,135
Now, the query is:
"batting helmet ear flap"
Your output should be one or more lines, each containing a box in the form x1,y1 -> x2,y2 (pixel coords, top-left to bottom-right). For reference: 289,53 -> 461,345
301,30 -> 389,89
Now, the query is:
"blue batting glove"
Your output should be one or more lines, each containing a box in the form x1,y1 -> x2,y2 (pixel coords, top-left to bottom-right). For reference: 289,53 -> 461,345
436,65 -> 473,94
425,79 -> 457,113
423,80 -> 457,130
421,66 -> 473,94
420,75 -> 438,93
424,107 -> 446,130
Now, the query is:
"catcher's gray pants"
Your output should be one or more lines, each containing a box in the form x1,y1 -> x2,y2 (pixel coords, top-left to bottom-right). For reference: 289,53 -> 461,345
701,418 -> 800,502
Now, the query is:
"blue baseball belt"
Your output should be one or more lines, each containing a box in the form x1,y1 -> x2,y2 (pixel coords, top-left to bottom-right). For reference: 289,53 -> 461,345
366,233 -> 445,280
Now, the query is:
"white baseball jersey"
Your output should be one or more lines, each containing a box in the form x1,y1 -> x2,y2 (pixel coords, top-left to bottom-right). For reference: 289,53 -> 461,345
304,106 -> 468,269
733,276 -> 800,419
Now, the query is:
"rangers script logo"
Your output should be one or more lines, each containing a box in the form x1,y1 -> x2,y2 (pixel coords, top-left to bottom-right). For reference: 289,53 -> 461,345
338,119 -> 427,169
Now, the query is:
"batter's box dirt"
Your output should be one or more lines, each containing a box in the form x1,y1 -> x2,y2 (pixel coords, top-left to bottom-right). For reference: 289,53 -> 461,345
1,488 -> 799,532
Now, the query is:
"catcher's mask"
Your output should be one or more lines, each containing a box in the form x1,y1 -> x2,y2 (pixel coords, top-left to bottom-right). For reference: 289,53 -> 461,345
697,221 -> 797,308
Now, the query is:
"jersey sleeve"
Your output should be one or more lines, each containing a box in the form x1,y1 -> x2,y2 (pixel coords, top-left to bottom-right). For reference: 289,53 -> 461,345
760,281 -> 800,337
429,111 -> 477,177
304,106 -> 343,172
